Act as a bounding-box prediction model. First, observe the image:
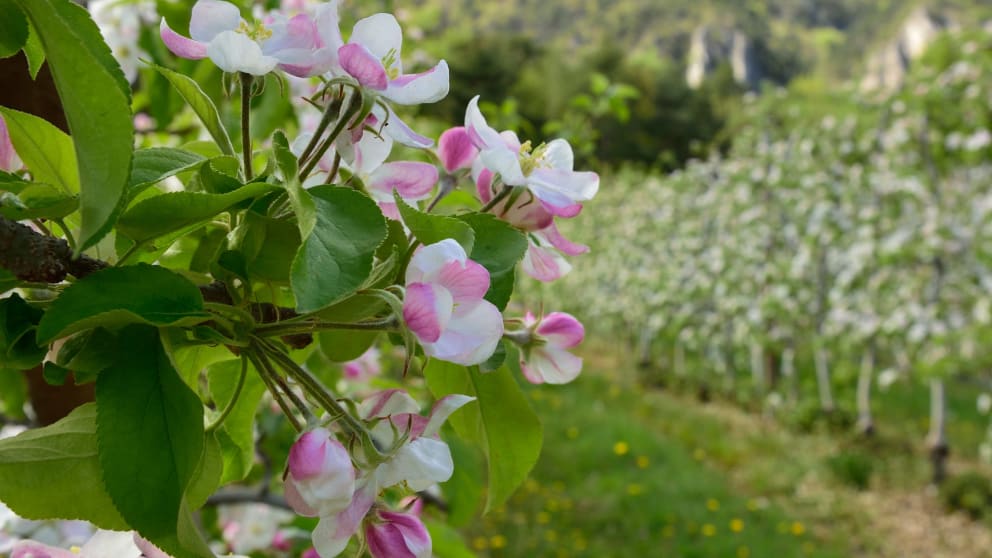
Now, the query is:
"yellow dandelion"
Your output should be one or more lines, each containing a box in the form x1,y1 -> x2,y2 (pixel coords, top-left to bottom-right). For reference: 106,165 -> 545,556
525,478 -> 540,493
490,535 -> 507,549
613,441 -> 630,456
566,426 -> 580,439
546,499 -> 560,512
730,518 -> 744,533
472,536 -> 489,551
706,498 -> 720,511
626,483 -> 645,496
662,525 -> 676,538
692,448 -> 706,461
702,523 -> 717,537
791,521 -> 806,536
537,511 -> 552,525
737,546 -> 751,558
636,455 -> 650,468
544,530 -> 558,543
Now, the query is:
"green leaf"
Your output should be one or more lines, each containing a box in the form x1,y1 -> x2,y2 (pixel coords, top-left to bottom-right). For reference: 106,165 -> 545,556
186,432 -> 222,510
206,359 -> 265,484
0,0 -> 29,58
0,403 -> 128,529
0,183 -> 78,220
424,360 -> 542,512
441,430 -> 484,527
0,368 -> 27,419
457,213 -> 527,310
117,182 -> 275,244
42,361 -> 71,386
0,293 -> 46,370
239,212 -> 301,282
197,157 -> 242,194
55,327 -> 119,382
395,194 -> 474,253
37,263 -> 208,343
318,330 -> 379,362
0,107 -> 78,194
153,64 -> 236,157
15,0 -> 135,251
272,131 -> 316,239
291,186 -> 387,313
129,147 -> 207,196
425,519 -> 477,558
22,19 -> 44,78
96,325 -> 205,554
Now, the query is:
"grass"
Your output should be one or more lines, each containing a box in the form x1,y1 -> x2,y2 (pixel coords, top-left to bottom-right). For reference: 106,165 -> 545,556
454,339 -> 992,557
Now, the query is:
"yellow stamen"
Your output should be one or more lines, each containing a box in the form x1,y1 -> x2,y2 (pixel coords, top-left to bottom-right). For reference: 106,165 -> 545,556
236,20 -> 273,42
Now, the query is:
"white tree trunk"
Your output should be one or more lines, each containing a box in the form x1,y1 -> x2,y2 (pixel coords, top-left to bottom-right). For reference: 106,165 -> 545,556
781,345 -> 797,403
856,343 -> 876,435
927,379 -> 949,484
814,345 -> 835,413
749,341 -> 766,393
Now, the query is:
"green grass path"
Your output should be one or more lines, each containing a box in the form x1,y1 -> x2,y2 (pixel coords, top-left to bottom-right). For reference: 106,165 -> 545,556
459,372 -> 848,558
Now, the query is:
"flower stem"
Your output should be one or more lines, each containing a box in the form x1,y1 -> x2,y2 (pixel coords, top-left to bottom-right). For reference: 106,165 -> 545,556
245,348 -> 305,431
205,355 -> 248,433
253,317 -> 399,339
298,90 -> 362,183
240,72 -> 254,182
479,184 -> 513,213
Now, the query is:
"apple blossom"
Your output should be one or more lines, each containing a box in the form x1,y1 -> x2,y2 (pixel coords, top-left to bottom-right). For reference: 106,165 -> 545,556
160,0 -> 331,76
9,530 -> 209,558
403,239 -> 503,365
284,428 -> 356,518
342,347 -> 382,382
309,480 -> 376,558
437,127 -> 478,174
0,116 -> 21,172
508,312 -> 585,385
465,96 -> 599,214
364,510 -> 431,558
359,390 -> 474,491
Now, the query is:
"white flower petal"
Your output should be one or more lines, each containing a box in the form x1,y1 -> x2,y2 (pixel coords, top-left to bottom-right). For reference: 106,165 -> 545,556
190,0 -> 241,43
207,31 -> 279,75
375,437 -> 453,491
349,13 -> 403,72
405,239 -> 468,284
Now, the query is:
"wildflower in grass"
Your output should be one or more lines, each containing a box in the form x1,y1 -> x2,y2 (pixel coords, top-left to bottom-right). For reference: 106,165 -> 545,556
702,523 -> 717,537
465,96 -> 599,214
613,441 -> 630,456
706,498 -> 720,511
359,389 -> 474,491
284,428 -> 356,517
505,312 -> 585,385
636,455 -> 650,468
730,518 -> 744,533
160,0 -> 330,76
403,240 -> 503,365
791,521 -> 806,536
365,509 -> 431,558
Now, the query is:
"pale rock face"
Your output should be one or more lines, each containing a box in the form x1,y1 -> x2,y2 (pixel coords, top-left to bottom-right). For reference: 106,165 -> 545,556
861,7 -> 951,92
685,25 -> 761,91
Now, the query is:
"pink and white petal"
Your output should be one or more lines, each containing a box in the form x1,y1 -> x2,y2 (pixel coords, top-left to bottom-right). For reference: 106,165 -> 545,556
366,523 -> 411,558
420,394 -> 475,438
378,201 -> 402,220
349,13 -> 403,71
425,300 -> 503,365
378,512 -> 432,558
263,13 -> 318,54
480,147 -> 526,186
475,165 -> 495,202
207,31 -> 279,75
536,312 -> 585,348
11,541 -> 79,558
353,131 -> 393,176
375,437 -> 454,491
369,162 -> 438,200
284,475 -> 320,517
160,19 -> 208,60
539,223 -> 589,256
500,197 -> 554,231
314,0 -> 344,52
78,530 -> 143,557
298,471 -> 356,517
0,115 -> 19,172
518,358 -> 545,385
405,239 -> 468,284
436,259 -> 490,303
539,138 -> 575,170
403,282 -> 454,343
464,96 -> 505,150
540,199 -> 582,219
375,105 -> 433,148
385,61 -> 450,105
499,130 -> 523,153
530,347 -> 583,384
189,0 -> 241,43
275,48 -> 326,77
526,168 -> 599,207
312,516 -> 352,558
438,127 -> 478,173
339,43 -> 388,90
133,536 -> 172,558
521,243 -> 572,282
360,389 -> 420,419
288,428 -> 334,479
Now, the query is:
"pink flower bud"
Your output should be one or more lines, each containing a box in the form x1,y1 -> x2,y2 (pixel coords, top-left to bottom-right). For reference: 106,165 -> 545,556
514,312 -> 585,384
438,127 -> 478,173
365,511 -> 431,558
285,428 -> 356,517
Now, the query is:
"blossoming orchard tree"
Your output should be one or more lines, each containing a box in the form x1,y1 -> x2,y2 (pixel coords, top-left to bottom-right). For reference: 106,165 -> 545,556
525,28 -> 992,482
0,0 -> 598,556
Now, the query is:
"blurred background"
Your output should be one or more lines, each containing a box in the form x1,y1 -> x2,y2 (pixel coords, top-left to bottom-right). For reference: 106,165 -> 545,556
6,1 -> 992,557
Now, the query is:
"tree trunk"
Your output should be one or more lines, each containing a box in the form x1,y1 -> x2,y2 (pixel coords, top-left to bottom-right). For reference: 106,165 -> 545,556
927,379 -> 950,485
781,344 -> 798,403
856,342 -> 876,436
749,341 -> 765,394
814,344 -> 835,413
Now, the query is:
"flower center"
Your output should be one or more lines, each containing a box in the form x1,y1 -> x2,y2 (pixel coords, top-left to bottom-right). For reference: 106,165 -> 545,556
518,140 -> 548,176
381,48 -> 400,80
237,20 -> 273,42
